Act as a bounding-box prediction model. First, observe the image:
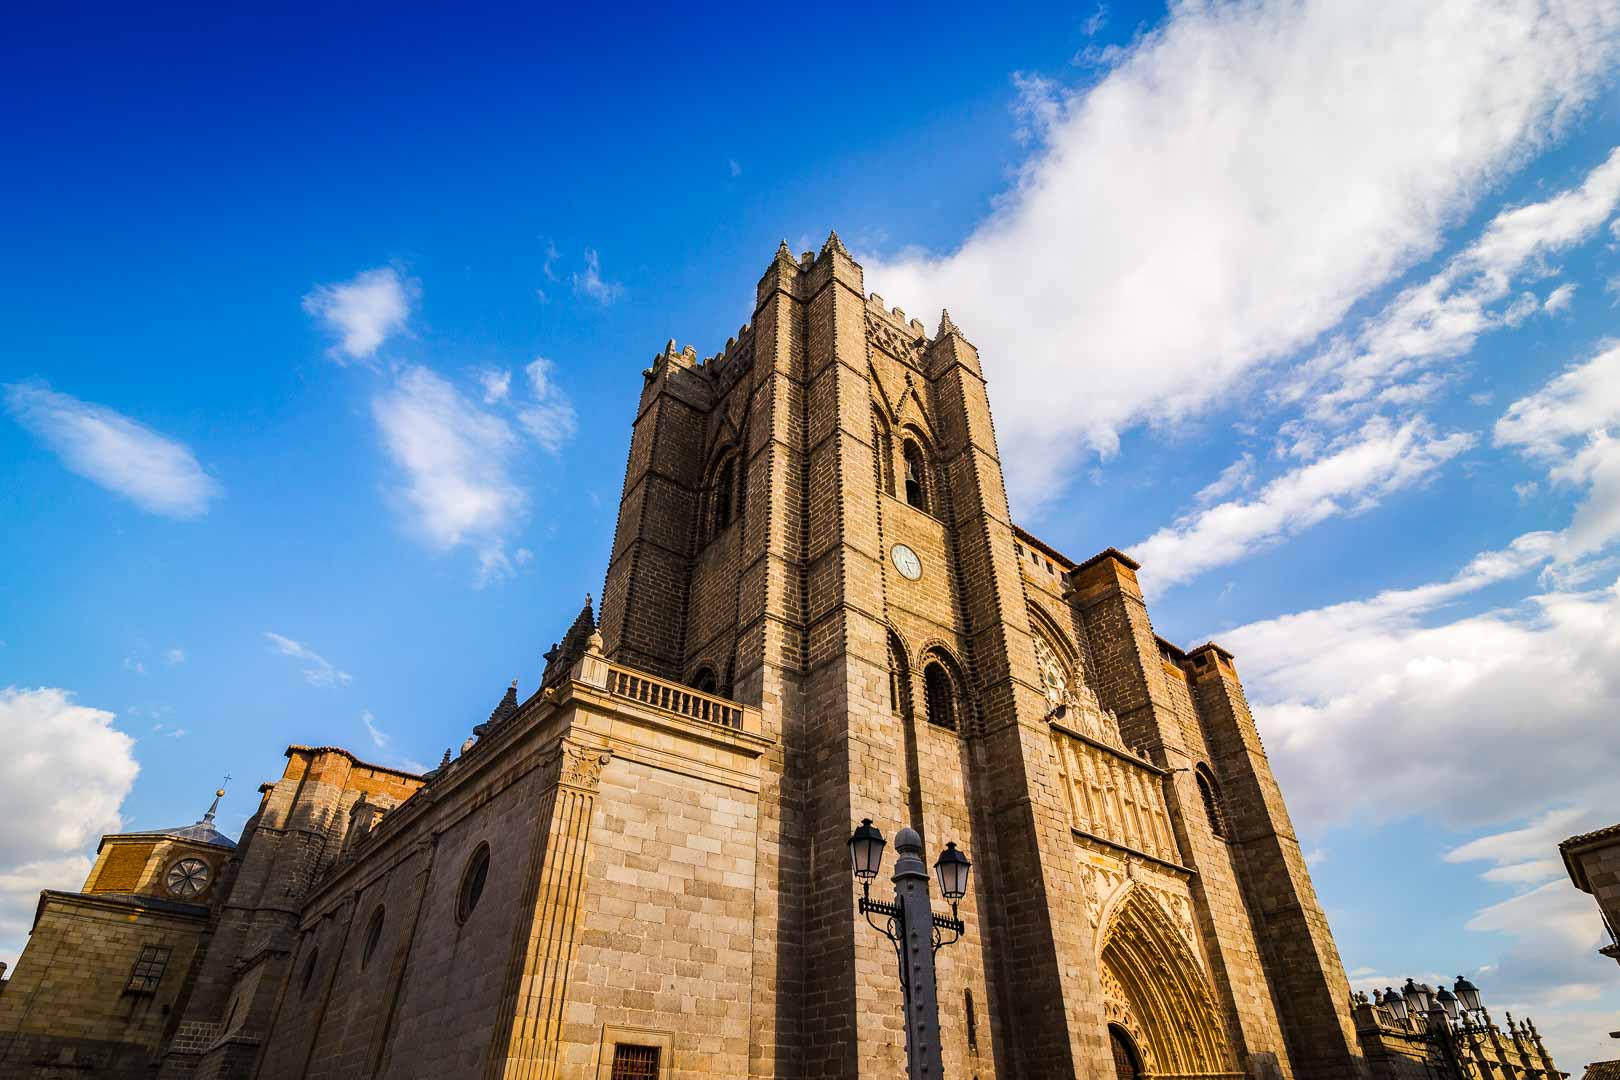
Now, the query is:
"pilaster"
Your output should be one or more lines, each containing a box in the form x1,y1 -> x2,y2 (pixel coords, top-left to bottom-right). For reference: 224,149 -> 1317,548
486,741 -> 612,1080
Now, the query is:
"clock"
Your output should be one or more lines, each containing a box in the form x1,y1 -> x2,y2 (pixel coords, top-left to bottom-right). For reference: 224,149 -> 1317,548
891,544 -> 923,580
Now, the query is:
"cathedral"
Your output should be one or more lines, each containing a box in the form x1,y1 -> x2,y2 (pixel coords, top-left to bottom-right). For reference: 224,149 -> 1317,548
1,235 -> 1452,1079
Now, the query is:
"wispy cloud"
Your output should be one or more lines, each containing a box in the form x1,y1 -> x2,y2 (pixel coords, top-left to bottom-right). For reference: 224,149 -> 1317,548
372,357 -> 576,586
478,368 -> 511,405
1495,341 -> 1620,562
1284,147 -> 1620,422
360,709 -> 389,750
164,647 -> 186,665
865,2 -> 1620,512
302,267 -> 415,362
1134,417 -> 1474,592
571,248 -> 623,304
515,358 -> 577,453
373,366 -> 525,554
263,631 -> 352,687
5,382 -> 222,519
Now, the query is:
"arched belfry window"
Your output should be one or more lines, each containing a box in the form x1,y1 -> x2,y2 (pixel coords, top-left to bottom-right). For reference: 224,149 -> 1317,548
690,667 -> 718,694
706,449 -> 742,539
1196,765 -> 1227,839
922,659 -> 957,731
872,407 -> 895,497
902,439 -> 928,511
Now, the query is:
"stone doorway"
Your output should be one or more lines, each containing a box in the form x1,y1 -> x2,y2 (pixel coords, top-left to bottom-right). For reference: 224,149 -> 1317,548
1110,1024 -> 1143,1080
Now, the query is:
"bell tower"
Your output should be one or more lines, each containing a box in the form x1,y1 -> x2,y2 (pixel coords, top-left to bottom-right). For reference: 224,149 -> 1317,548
598,235 -> 1365,1079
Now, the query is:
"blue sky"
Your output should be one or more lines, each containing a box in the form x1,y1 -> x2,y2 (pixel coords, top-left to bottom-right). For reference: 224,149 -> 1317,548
5,0 -> 1620,1067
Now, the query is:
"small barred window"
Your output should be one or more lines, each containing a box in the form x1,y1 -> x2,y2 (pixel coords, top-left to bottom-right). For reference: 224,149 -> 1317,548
127,944 -> 171,993
611,1043 -> 661,1080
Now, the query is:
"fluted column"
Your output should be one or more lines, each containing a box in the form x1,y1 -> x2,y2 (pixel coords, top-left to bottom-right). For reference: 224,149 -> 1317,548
486,741 -> 612,1080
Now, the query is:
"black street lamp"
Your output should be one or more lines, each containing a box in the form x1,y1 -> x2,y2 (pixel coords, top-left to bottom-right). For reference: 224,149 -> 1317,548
1375,976 -> 1494,1079
847,819 -> 971,1080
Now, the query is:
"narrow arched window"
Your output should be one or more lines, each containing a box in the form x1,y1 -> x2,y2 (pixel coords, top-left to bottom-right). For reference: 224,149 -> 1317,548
457,843 -> 491,924
299,946 -> 320,997
872,408 -> 894,496
713,454 -> 736,532
690,667 -> 718,694
923,661 -> 956,731
1197,766 -> 1227,839
903,440 -> 928,511
887,632 -> 911,719
360,905 -> 385,970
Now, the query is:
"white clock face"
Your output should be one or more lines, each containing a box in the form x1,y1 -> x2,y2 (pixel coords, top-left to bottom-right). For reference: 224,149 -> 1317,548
891,544 -> 923,580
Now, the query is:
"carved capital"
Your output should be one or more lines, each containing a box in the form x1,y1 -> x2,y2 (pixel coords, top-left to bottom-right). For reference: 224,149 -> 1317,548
557,741 -> 612,791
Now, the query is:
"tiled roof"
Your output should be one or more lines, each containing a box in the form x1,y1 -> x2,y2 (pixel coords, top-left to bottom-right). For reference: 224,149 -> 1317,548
1581,1059 -> 1620,1080
1561,822 -> 1620,851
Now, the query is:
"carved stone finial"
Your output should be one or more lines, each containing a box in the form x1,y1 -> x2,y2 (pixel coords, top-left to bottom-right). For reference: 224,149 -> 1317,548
821,229 -> 850,258
775,239 -> 792,260
938,308 -> 959,338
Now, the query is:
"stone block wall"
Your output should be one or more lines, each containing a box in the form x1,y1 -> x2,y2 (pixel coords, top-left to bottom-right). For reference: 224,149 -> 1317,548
0,896 -> 208,1078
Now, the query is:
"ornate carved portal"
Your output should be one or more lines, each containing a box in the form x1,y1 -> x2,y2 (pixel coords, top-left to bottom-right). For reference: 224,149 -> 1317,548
1099,885 -> 1240,1080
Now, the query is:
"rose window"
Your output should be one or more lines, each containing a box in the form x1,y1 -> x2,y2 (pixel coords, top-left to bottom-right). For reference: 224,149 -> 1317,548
1032,633 -> 1069,709
166,857 -> 211,898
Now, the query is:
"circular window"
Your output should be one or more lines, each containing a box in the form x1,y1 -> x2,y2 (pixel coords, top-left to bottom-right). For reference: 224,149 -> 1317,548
165,856 -> 212,898
299,946 -> 320,997
360,906 -> 385,970
458,843 -> 491,924
1031,633 -> 1069,709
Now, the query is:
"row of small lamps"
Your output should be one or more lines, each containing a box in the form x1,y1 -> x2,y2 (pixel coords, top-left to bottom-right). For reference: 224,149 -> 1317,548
1376,976 -> 1484,1026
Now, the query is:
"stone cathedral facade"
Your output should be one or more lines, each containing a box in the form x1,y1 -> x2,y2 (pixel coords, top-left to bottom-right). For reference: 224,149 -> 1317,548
1,236 -> 1371,1080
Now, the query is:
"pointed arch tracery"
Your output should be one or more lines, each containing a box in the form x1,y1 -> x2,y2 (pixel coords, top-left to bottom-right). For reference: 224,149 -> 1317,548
1098,884 -> 1238,1080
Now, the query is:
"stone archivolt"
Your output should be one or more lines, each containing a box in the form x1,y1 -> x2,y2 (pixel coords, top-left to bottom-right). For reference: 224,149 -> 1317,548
1101,884 -> 1240,1080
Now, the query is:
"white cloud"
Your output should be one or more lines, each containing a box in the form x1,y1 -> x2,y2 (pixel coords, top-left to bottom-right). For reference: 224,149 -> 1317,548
1289,147 -> 1620,422
516,358 -> 578,453
478,368 -> 511,405
123,656 -> 145,675
5,382 -> 222,519
164,647 -> 185,665
302,267 -> 414,362
1134,417 -> 1474,591
373,366 -> 525,555
1496,341 -> 1620,561
361,709 -> 389,751
1082,3 -> 1108,37
0,688 -> 139,969
372,360 -> 576,584
571,248 -> 623,304
1544,282 -> 1578,313
262,631 -> 351,687
864,1 -> 1620,512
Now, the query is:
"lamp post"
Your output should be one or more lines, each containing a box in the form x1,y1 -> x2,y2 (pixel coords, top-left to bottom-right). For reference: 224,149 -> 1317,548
848,818 -> 971,1080
1374,976 -> 1492,1080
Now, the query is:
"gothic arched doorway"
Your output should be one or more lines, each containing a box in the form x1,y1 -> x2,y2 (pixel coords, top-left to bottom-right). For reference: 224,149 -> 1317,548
1109,1024 -> 1142,1080
1098,885 -> 1237,1078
